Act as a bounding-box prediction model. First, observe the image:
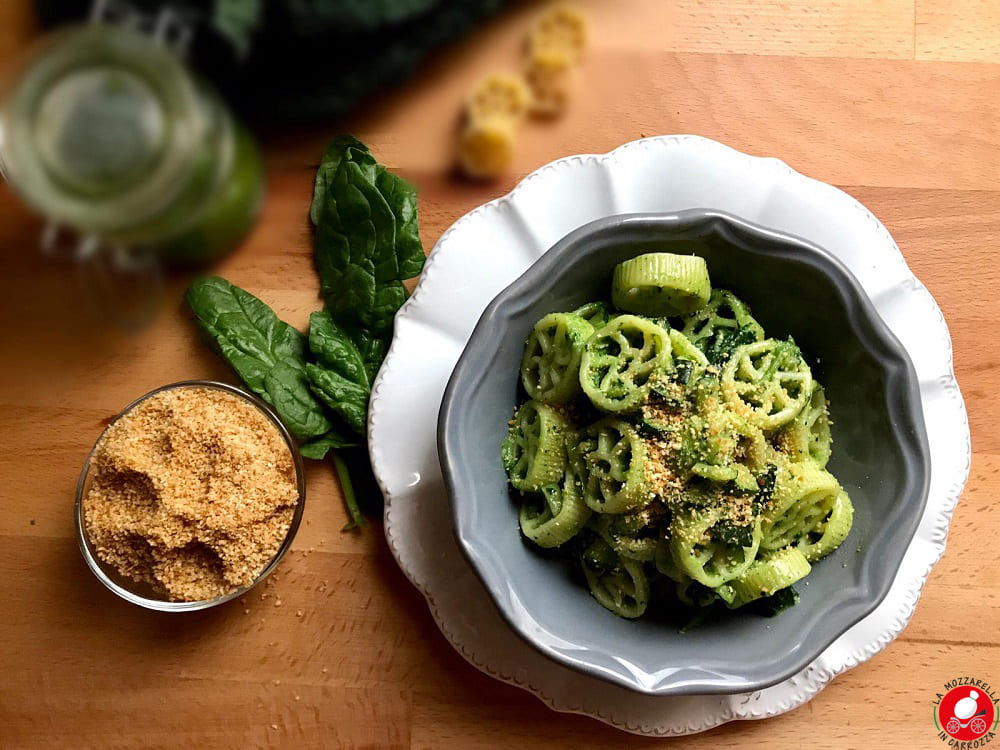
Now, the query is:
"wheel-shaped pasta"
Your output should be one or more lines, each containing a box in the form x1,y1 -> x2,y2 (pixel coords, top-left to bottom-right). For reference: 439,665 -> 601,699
520,312 -> 594,403
519,461 -> 591,548
571,300 -> 611,328
695,401 -> 772,479
529,3 -> 588,65
579,315 -> 672,413
675,579 -> 722,608
668,329 -> 709,380
612,253 -> 712,316
456,117 -> 516,179
669,506 -> 762,588
795,489 -> 853,562
466,72 -> 530,124
590,509 -> 659,562
776,383 -> 833,468
761,461 -> 841,551
580,536 -> 649,618
501,400 -> 568,491
572,418 -> 648,513
682,289 -> 764,346
726,547 -> 811,607
654,536 -> 687,582
721,338 -> 813,430
523,49 -> 573,117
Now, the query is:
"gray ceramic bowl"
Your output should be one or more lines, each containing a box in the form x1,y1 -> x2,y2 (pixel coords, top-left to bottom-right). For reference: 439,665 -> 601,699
438,211 -> 930,696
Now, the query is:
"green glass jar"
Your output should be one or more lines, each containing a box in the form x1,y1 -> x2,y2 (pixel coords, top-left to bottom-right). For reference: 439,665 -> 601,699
0,24 -> 263,266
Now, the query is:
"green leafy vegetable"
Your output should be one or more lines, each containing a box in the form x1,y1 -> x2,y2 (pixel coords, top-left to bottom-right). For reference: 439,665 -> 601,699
702,326 -> 758,366
375,167 -> 425,278
310,135 -> 376,226
752,464 -> 778,512
300,427 -> 360,460
36,0 -> 513,123
749,586 -> 800,617
307,311 -> 369,389
711,520 -> 755,548
185,277 -> 331,440
310,136 -> 424,334
185,135 -> 424,531
283,0 -> 441,34
211,0 -> 262,58
306,364 -> 369,435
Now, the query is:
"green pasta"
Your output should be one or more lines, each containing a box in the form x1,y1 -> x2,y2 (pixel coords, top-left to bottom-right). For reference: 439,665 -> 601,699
521,312 -> 594,403
579,315 -> 672,413
572,418 -> 648,513
519,460 -> 592,548
581,536 -> 650,618
501,252 -> 854,620
501,400 -> 568,491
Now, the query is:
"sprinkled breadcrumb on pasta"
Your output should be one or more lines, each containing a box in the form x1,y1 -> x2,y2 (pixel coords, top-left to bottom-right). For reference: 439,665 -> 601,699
83,386 -> 298,602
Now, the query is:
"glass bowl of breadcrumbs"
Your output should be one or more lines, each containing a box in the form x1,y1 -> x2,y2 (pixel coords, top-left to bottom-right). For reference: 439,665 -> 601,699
74,380 -> 305,611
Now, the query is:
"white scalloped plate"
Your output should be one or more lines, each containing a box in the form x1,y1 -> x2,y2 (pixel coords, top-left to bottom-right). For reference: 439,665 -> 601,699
368,135 -> 970,736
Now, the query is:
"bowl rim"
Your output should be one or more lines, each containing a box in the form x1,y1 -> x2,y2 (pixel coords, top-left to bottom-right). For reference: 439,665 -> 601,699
438,209 -> 932,695
75,379 -> 306,612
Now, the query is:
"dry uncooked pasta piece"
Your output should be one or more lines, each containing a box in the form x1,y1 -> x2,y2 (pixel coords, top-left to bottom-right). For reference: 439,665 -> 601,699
529,3 -> 588,65
456,118 -> 516,179
524,50 -> 573,117
466,72 -> 530,124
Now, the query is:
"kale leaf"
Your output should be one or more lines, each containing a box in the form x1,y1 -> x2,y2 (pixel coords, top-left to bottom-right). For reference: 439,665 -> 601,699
185,277 -> 331,440
282,0 -> 441,35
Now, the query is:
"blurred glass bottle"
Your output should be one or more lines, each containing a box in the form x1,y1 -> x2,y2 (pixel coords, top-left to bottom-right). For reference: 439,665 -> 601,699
0,23 -> 263,266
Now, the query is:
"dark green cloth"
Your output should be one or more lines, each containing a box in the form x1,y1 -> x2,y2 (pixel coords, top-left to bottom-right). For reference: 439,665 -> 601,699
35,0 -> 510,123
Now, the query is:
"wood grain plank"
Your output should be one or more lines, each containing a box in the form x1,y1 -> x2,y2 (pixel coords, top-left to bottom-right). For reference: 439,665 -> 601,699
408,640 -> 999,748
667,0 -> 915,59
0,0 -> 36,62
917,0 -> 1000,62
1,0 -> 997,747
845,186 -> 1000,452
260,53 -> 1000,193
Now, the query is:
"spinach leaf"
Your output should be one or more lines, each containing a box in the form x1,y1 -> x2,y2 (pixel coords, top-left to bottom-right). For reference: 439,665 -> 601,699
185,277 -> 332,439
306,364 -> 369,435
750,587 -> 800,617
309,135 -> 375,226
375,166 -> 424,278
314,159 -> 404,332
308,311 -> 369,388
300,427 -> 360,460
352,328 -> 389,383
311,135 -> 424,334
710,520 -> 755,548
752,464 -> 778,513
702,325 -> 758,366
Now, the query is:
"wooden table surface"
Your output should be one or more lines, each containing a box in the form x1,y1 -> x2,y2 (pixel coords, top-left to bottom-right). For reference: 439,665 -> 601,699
1,1 -> 997,748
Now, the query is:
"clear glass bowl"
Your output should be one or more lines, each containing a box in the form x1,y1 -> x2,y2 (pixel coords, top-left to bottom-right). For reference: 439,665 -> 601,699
74,380 -> 306,612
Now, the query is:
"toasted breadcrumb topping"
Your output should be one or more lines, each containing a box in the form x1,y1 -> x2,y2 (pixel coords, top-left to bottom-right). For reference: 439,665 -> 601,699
83,387 -> 298,602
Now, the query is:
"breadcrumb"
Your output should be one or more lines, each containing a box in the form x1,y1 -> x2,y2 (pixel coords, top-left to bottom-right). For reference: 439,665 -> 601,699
83,386 -> 298,602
